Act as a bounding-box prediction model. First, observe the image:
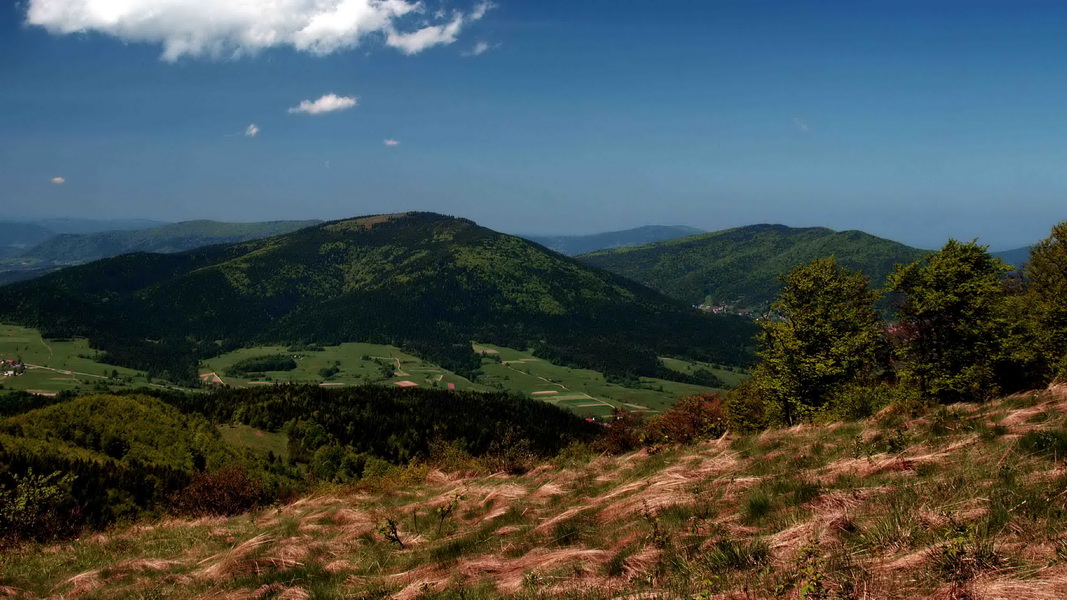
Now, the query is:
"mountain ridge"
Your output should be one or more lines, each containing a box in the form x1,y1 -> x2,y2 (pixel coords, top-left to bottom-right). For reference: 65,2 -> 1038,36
0,212 -> 756,384
523,225 -> 705,256
579,223 -> 930,308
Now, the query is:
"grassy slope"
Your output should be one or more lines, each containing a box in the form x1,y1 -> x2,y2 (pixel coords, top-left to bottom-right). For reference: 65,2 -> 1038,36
5,390 -> 1067,599
580,224 -> 930,308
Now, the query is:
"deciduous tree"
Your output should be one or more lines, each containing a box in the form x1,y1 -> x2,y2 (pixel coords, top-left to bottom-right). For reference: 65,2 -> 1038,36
754,257 -> 885,424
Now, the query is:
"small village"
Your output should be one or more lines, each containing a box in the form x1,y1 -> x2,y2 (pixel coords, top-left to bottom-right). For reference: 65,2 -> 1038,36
0,357 -> 26,377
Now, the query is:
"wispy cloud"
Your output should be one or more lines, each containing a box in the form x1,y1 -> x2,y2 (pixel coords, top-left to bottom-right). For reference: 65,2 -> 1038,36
245,123 -> 260,137
462,41 -> 497,57
26,0 -> 493,61
793,117 -> 811,134
50,176 -> 65,185
289,94 -> 358,115
384,139 -> 400,147
385,1 -> 493,55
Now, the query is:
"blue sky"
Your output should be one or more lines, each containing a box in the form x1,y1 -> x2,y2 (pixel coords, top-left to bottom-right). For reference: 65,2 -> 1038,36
2,1 -> 1066,249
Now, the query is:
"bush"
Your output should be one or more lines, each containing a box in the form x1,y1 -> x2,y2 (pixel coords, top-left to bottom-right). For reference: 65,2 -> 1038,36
724,379 -> 770,433
172,467 -> 269,516
595,410 -> 644,454
645,394 -> 726,445
825,383 -> 896,421
0,470 -> 81,545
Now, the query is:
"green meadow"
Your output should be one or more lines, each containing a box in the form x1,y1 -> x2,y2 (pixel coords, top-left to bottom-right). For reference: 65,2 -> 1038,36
0,324 -> 154,394
0,324 -> 746,419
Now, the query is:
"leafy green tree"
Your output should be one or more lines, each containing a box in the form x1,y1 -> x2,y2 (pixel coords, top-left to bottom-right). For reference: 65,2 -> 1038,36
887,240 -> 1011,403
753,257 -> 886,424
1026,221 -> 1067,382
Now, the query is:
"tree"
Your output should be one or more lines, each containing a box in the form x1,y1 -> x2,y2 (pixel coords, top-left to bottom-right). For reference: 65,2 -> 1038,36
886,240 -> 1011,403
753,257 -> 886,424
1023,221 -> 1067,382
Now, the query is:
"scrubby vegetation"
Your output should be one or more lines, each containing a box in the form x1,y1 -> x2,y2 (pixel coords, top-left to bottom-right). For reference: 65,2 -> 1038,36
3,388 -> 1067,598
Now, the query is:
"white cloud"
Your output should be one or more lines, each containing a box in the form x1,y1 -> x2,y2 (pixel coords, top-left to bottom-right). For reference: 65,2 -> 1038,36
383,139 -> 400,146
25,0 -> 493,61
245,123 -> 260,137
289,94 -> 358,115
462,40 -> 495,57
471,1 -> 494,20
51,176 -> 65,185
385,15 -> 464,55
793,117 -> 811,134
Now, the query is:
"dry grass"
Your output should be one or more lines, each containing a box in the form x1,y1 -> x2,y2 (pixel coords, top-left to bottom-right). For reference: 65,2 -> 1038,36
6,392 -> 1067,599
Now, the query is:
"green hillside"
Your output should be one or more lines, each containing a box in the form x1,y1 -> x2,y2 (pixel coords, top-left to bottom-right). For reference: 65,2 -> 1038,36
524,225 -> 704,256
0,212 -> 757,385
580,223 -> 929,308
17,219 -> 321,264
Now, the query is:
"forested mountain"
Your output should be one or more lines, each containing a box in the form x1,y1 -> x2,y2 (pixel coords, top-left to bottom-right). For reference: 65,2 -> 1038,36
17,219 -> 321,264
524,225 -> 704,256
579,224 -> 929,308
0,212 -> 756,383
992,246 -> 1032,269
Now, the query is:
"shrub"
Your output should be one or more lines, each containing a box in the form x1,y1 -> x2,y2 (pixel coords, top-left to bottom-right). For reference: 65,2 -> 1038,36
595,410 -> 644,454
1018,430 -> 1067,460
172,466 -> 268,516
645,394 -> 726,445
0,470 -> 81,545
724,379 -> 770,433
825,383 -> 895,421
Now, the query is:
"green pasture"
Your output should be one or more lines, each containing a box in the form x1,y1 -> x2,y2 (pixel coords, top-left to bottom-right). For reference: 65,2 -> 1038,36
473,343 -> 736,418
0,324 -> 153,394
200,342 -> 487,391
0,324 -> 743,419
218,424 -> 289,462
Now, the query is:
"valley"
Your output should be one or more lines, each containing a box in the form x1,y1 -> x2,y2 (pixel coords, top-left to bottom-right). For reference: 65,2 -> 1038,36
0,324 -> 741,419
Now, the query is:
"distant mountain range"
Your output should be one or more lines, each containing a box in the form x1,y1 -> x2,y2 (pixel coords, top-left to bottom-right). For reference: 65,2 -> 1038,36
0,218 -> 168,258
991,246 -> 1031,269
579,224 -> 930,309
0,219 -> 321,283
18,219 -> 322,264
523,225 -> 705,256
0,212 -> 756,384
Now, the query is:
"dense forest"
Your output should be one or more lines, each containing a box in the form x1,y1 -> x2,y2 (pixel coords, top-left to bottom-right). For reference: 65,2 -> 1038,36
0,212 -> 757,384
